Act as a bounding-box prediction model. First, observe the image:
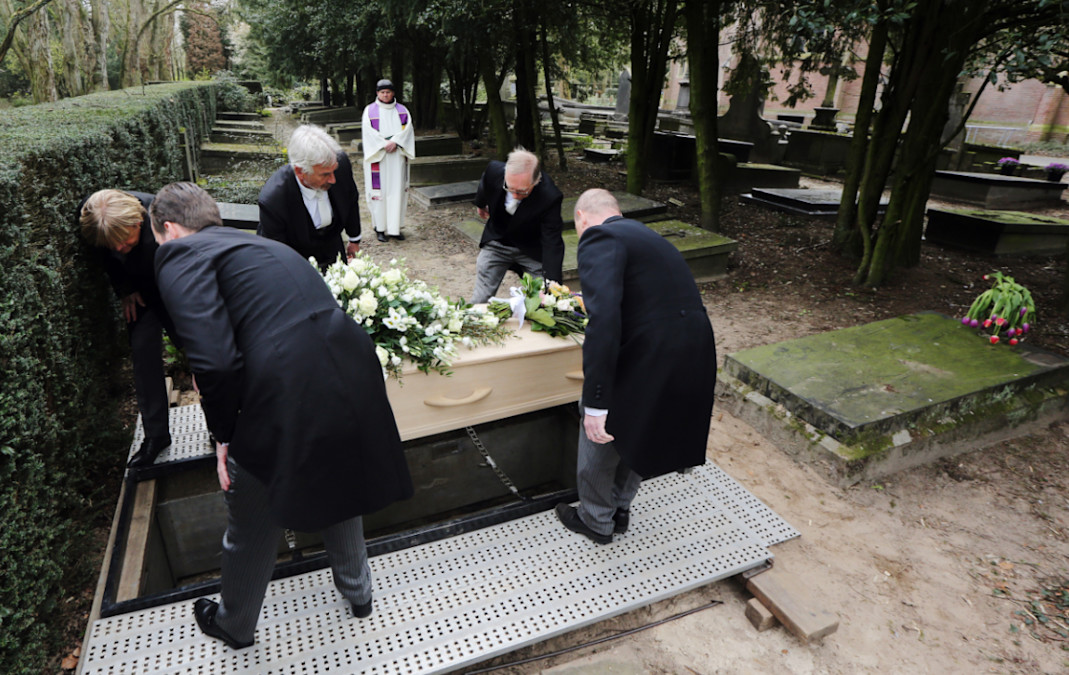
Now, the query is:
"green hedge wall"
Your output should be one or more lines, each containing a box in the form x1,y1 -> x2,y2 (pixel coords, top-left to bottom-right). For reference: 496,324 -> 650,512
0,83 -> 215,673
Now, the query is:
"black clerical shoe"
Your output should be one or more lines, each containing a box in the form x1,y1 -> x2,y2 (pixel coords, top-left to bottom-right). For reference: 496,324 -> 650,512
613,508 -> 630,535
554,503 -> 612,545
128,435 -> 171,468
376,231 -> 388,242
390,232 -> 406,241
193,598 -> 253,649
351,598 -> 373,619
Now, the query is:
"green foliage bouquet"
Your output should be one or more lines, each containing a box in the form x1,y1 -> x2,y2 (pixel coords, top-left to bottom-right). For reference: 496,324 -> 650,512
489,273 -> 587,339
323,254 -> 511,378
962,271 -> 1035,345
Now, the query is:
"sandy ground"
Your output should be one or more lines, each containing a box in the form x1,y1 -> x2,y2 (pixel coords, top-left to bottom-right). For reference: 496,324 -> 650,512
326,128 -> 1069,673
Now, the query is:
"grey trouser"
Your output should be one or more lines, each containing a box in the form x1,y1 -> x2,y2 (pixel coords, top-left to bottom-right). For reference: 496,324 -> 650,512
471,240 -> 545,303
214,457 -> 372,643
575,405 -> 643,536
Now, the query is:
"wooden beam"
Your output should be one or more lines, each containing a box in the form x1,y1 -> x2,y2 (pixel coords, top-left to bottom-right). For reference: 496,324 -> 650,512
746,565 -> 838,643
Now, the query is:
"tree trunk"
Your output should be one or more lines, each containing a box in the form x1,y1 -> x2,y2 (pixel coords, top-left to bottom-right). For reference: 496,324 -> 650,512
512,1 -> 542,155
410,40 -> 441,130
480,52 -> 512,159
625,0 -> 678,195
390,40 -> 405,100
89,0 -> 109,90
540,15 -> 566,171
27,10 -> 58,102
57,0 -> 88,97
683,0 -> 720,231
831,5 -> 887,256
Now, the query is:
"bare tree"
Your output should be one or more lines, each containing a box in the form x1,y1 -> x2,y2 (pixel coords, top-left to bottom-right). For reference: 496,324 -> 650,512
88,0 -> 109,89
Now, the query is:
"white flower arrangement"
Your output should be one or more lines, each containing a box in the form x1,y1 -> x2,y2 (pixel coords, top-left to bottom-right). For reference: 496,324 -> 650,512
322,254 -> 512,379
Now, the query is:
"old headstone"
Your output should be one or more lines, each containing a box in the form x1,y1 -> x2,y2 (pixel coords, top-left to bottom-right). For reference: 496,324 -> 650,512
615,69 -> 631,116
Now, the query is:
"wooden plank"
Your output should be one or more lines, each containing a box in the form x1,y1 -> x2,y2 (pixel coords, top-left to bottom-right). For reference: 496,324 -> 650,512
115,479 -> 158,603
745,565 -> 838,643
745,597 -> 777,632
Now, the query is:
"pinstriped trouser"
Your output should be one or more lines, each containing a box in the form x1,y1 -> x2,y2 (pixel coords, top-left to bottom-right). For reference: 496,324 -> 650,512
214,457 -> 372,644
575,405 -> 643,537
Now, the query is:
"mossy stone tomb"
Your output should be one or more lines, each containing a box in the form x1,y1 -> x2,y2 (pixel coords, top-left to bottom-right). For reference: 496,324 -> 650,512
717,313 -> 1069,485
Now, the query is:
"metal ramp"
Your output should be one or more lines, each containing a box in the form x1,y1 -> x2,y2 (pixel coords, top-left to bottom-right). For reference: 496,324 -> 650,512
82,461 -> 797,674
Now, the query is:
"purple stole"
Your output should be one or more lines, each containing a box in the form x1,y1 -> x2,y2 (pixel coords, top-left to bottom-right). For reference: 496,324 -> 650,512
368,102 -> 409,191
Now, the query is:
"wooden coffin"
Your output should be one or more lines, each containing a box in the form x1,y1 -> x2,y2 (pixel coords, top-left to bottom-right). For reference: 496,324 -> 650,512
386,321 -> 583,441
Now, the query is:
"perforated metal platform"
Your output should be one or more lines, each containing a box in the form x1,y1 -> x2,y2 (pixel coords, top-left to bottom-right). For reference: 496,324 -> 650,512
128,404 -> 213,466
82,462 -> 797,674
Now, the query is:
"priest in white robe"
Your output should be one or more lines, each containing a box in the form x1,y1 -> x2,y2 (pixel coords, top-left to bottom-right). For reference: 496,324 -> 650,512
362,79 -> 415,242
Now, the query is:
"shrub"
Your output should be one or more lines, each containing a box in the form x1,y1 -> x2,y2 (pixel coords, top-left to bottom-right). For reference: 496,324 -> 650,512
0,82 -> 215,673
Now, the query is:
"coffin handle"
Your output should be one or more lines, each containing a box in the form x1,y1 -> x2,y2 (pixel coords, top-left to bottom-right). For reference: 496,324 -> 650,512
424,387 -> 493,407
565,370 -> 585,381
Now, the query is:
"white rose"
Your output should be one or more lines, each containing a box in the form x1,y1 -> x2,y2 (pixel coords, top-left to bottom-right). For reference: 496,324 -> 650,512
383,269 -> 403,286
448,317 -> 463,333
375,346 -> 389,367
341,268 -> 360,293
482,314 -> 499,327
391,355 -> 401,366
358,290 -> 378,315
556,299 -> 572,313
541,294 -> 554,307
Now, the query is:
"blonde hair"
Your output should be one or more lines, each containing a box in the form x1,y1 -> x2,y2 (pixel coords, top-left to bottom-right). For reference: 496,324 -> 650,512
80,190 -> 146,249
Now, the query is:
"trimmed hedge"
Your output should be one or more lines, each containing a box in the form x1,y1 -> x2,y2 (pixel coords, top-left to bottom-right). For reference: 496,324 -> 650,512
0,83 -> 215,673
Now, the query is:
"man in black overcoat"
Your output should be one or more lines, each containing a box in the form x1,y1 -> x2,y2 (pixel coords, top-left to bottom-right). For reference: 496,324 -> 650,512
555,189 -> 716,545
258,124 -> 362,269
470,147 -> 565,302
79,189 -> 178,468
150,182 -> 412,649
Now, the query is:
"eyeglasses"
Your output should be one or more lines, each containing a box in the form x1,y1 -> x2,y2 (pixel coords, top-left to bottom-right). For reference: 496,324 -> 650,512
503,174 -> 541,197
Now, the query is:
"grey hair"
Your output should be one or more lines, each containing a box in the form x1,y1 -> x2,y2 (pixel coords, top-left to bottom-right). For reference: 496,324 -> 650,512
574,188 -> 620,221
504,147 -> 540,181
288,125 -> 342,171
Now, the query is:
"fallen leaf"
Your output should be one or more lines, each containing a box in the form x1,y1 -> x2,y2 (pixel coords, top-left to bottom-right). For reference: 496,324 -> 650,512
61,655 -> 78,670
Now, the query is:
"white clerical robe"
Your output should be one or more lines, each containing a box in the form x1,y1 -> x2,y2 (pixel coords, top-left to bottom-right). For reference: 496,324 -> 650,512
362,101 -> 415,236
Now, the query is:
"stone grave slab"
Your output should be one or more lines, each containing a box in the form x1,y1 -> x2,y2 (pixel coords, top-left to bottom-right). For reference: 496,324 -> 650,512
355,134 -> 463,157
301,106 -> 362,125
723,164 -> 800,194
217,112 -> 263,122
782,129 -> 852,175
213,119 -> 265,131
199,143 -> 285,173
716,312 -> 1069,486
741,188 -> 888,217
217,202 -> 259,231
405,156 -> 489,186
411,180 -> 481,209
560,192 -> 667,228
452,219 -> 738,287
327,122 -> 362,144
931,171 -> 1066,209
584,148 -> 620,163
209,127 -> 276,145
925,207 -> 1069,256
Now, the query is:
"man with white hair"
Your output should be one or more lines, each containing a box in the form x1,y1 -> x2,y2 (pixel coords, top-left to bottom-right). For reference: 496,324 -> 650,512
362,79 -> 415,242
258,124 -> 362,269
470,147 -> 565,303
554,189 -> 716,545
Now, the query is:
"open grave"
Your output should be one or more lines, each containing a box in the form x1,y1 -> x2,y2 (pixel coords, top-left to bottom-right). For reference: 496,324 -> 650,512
79,323 -> 797,674
924,207 -> 1069,256
716,313 -> 1069,487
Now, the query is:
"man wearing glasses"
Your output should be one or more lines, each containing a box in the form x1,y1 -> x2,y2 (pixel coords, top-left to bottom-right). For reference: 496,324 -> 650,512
470,148 -> 565,303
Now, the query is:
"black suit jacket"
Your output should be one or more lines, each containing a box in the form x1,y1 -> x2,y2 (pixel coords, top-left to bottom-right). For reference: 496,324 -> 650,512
257,151 -> 361,269
473,160 -> 565,282
578,217 -> 717,477
155,227 -> 412,530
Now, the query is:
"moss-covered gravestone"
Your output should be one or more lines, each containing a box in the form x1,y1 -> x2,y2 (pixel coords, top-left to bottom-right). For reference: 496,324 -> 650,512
717,313 -> 1069,485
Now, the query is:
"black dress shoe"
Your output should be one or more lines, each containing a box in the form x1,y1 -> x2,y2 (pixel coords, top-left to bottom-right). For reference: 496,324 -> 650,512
351,598 -> 373,619
554,503 -> 612,545
194,598 -> 253,649
613,508 -> 630,534
376,231 -> 388,242
128,435 -> 171,468
390,232 -> 406,241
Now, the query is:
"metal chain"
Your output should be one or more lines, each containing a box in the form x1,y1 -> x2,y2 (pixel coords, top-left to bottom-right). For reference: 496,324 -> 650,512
465,426 -> 530,502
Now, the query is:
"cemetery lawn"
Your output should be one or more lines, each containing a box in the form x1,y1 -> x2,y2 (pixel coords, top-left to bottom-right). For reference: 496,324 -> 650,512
53,142 -> 1069,672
